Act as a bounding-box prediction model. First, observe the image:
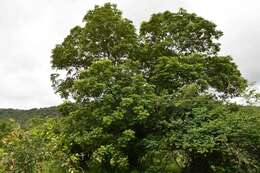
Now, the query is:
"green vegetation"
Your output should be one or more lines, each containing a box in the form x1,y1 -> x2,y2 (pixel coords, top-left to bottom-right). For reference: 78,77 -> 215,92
0,3 -> 260,173
0,106 -> 60,125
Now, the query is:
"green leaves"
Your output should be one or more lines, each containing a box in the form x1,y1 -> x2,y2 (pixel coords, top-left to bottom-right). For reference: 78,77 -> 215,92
150,54 -> 247,97
51,3 -> 138,98
140,9 -> 222,56
92,144 -> 129,170
206,56 -> 247,97
46,3 -> 259,173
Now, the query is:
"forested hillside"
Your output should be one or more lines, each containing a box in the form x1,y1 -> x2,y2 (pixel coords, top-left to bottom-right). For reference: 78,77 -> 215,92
0,106 -> 60,125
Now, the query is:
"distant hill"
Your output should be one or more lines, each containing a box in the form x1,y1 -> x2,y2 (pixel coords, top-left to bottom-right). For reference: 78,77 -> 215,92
0,106 -> 60,124
0,105 -> 259,126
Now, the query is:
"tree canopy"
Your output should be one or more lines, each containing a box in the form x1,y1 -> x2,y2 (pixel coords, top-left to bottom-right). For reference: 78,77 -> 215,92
47,3 -> 258,173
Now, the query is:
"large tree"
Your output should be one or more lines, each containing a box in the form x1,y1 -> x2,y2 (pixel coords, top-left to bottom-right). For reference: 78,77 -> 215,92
50,3 -> 259,173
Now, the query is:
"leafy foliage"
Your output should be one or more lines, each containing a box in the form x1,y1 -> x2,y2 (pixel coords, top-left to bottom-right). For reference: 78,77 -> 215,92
0,106 -> 60,126
51,3 -> 138,98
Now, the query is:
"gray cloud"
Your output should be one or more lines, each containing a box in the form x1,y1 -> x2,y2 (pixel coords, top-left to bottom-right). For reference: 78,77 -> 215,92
186,0 -> 260,82
0,0 -> 259,109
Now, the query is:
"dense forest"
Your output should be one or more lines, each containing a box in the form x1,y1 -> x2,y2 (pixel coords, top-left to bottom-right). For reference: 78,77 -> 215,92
0,3 -> 260,173
0,107 -> 60,125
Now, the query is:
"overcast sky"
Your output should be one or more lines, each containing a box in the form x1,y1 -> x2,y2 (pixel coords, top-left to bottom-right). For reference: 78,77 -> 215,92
0,0 -> 259,109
